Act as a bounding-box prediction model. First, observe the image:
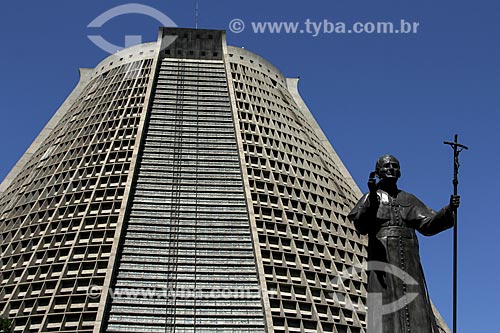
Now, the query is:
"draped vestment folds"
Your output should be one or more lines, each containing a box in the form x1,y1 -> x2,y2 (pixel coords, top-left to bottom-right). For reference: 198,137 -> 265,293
348,190 -> 453,333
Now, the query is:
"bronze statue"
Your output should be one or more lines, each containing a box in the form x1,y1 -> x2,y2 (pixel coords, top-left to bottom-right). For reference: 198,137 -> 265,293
348,154 -> 460,333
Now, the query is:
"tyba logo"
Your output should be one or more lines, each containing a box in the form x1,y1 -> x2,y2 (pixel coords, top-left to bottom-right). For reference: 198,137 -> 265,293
87,3 -> 177,54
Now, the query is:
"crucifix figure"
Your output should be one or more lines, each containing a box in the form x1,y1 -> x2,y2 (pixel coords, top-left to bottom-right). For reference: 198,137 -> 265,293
348,154 -> 460,333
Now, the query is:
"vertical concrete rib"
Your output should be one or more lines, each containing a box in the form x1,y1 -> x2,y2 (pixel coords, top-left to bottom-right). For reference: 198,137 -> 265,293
93,33 -> 164,333
222,33 -> 275,333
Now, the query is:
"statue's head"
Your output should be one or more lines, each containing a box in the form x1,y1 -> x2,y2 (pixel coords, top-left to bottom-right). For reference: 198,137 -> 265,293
375,154 -> 401,182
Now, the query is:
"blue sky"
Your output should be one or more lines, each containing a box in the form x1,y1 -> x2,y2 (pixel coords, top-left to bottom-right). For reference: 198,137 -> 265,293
0,1 -> 498,330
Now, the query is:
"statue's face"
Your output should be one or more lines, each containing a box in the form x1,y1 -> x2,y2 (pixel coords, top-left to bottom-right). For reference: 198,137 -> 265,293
376,155 -> 401,180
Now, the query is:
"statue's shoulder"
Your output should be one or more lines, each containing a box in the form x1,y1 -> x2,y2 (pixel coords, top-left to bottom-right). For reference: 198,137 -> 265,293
399,190 -> 415,198
398,190 -> 425,205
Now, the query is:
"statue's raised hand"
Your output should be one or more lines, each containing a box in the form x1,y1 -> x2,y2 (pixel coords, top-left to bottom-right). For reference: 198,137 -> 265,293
368,171 -> 378,194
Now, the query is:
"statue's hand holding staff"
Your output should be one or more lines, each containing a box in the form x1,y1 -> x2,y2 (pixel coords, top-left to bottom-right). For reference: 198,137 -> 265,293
449,195 -> 460,211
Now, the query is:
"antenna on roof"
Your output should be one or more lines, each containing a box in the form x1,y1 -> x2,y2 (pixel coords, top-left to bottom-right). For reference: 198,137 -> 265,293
195,0 -> 199,29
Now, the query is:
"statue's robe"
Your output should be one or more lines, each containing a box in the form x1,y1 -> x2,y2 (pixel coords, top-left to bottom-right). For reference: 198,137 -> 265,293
348,190 -> 453,333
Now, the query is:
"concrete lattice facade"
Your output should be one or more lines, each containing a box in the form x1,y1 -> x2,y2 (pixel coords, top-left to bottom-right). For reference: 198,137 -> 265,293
0,28 -> 448,333
0,42 -> 156,332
